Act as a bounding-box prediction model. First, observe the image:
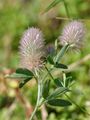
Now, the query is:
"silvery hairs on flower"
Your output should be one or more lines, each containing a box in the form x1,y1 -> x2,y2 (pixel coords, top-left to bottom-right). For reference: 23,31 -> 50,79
19,27 -> 45,72
59,21 -> 86,50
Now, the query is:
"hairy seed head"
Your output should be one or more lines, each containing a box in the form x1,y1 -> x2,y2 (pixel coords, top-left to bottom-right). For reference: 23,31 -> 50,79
19,27 -> 45,71
59,21 -> 85,49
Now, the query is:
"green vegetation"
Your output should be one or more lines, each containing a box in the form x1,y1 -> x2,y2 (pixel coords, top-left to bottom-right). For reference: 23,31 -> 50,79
0,0 -> 90,120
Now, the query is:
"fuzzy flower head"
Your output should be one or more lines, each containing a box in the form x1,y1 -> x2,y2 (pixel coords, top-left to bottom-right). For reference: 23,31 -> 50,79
59,21 -> 85,49
19,27 -> 45,71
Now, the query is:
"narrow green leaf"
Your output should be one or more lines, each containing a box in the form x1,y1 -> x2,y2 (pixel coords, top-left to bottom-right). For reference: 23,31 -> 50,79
54,44 -> 69,63
42,80 -> 50,99
47,55 -> 54,65
54,78 -> 63,87
19,78 -> 31,88
16,68 -> 33,76
54,63 -> 68,69
47,99 -> 72,107
47,87 -> 68,100
44,0 -> 63,13
6,73 -> 29,79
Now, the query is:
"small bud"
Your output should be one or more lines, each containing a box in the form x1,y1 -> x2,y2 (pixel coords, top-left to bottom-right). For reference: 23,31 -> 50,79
19,27 -> 45,71
59,21 -> 86,49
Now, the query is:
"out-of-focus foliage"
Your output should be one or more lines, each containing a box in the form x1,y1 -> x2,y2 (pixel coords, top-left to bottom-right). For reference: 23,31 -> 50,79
0,0 -> 90,120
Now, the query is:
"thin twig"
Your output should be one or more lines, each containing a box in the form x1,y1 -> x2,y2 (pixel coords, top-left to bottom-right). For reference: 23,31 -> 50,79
65,94 -> 90,116
29,82 -> 41,120
44,64 -> 54,80
56,17 -> 90,21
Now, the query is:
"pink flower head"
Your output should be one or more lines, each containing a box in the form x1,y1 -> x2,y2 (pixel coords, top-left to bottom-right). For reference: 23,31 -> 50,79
59,21 -> 85,49
19,27 -> 45,71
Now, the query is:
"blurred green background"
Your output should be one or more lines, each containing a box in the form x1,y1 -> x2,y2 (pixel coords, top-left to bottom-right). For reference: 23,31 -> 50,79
0,0 -> 90,120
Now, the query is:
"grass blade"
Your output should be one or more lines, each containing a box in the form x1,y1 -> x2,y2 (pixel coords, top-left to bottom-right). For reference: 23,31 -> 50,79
44,0 -> 63,13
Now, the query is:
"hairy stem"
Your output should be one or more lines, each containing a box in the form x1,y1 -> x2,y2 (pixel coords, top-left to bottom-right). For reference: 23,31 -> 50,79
29,82 -> 41,120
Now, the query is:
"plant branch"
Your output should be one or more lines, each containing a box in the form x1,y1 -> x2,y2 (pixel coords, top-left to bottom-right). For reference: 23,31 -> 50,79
44,65 -> 54,81
56,17 -> 90,21
42,45 -> 69,83
65,93 -> 90,116
29,82 -> 41,120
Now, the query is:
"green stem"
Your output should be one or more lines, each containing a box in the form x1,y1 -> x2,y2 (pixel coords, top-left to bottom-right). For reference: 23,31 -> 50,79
44,65 -> 54,81
44,66 -> 90,116
65,94 -> 90,116
42,67 -> 53,82
63,0 -> 70,18
42,44 -> 69,82
29,82 -> 41,120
